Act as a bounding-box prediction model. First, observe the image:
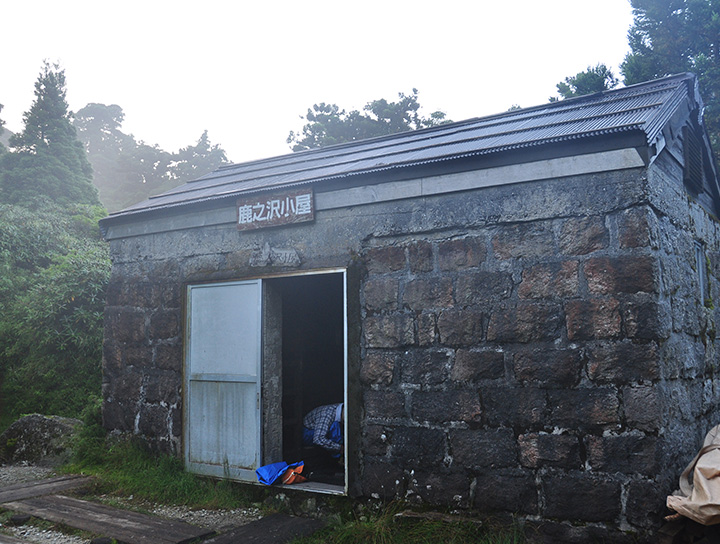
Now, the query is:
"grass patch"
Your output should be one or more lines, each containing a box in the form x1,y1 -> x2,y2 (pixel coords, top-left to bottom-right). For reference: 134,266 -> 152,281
66,399 -> 263,509
292,505 -> 524,544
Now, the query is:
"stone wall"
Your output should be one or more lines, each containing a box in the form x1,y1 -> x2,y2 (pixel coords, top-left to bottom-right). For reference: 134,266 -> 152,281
355,157 -> 720,540
102,160 -> 720,541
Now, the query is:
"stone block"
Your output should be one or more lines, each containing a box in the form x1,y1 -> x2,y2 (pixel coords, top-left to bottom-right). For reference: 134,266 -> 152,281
559,215 -> 609,256
586,432 -> 659,475
513,348 -> 582,387
518,261 -> 579,299
407,241 -> 433,273
623,385 -> 661,431
364,390 -> 406,419
363,277 -> 399,312
487,302 -> 562,343
391,427 -> 446,468
492,223 -> 554,260
437,308 -> 485,346
411,390 -> 482,424
437,237 -> 486,270
123,345 -> 153,369
143,371 -> 180,405
449,428 -> 517,468
565,298 -> 621,341
410,470 -> 472,507
364,314 -> 415,348
548,388 -> 620,430
362,462 -> 405,498
106,371 -> 143,405
416,312 -> 437,346
154,343 -> 182,371
474,468 -> 538,514
102,339 -> 123,375
585,255 -> 657,295
621,298 -> 671,340
360,350 -> 396,385
364,246 -> 406,273
106,308 -> 147,344
403,277 -> 454,310
518,433 -> 581,469
626,479 -> 666,529
451,349 -> 505,381
482,387 -> 547,428
102,400 -> 135,432
148,310 -> 180,340
138,404 -> 168,438
542,471 -> 622,521
618,207 -> 655,249
587,341 -> 659,384
148,281 -> 181,310
455,271 -> 513,305
362,425 -> 391,456
400,349 -> 450,386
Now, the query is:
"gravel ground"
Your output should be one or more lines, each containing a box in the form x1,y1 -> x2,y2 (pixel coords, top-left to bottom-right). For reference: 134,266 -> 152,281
0,464 -> 263,544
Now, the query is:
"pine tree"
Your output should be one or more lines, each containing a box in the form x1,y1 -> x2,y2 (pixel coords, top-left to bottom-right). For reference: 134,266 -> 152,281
621,0 -> 720,155
0,62 -> 100,207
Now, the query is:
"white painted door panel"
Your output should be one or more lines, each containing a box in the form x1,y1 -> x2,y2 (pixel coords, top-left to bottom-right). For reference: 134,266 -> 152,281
185,280 -> 261,481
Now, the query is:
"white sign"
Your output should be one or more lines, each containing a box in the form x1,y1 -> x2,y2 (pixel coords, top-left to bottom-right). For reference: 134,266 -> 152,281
237,189 -> 314,231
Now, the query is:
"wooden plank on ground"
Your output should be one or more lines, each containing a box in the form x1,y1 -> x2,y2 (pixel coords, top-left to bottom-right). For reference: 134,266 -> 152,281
203,513 -> 324,544
2,495 -> 214,544
0,533 -> 33,544
0,476 -> 93,504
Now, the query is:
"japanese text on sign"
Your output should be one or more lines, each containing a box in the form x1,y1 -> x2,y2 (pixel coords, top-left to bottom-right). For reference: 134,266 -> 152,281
237,189 -> 314,231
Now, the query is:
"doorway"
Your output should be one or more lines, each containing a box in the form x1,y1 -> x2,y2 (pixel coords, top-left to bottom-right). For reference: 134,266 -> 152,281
184,270 -> 347,492
270,273 -> 346,488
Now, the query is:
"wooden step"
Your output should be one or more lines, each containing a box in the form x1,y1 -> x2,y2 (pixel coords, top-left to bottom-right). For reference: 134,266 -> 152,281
2,494 -> 214,544
0,533 -> 34,544
0,475 -> 93,504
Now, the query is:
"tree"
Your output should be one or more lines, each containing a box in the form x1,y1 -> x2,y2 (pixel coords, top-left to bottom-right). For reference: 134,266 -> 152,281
287,89 -> 450,151
0,203 -> 109,426
0,62 -> 100,207
621,0 -> 720,153
74,104 -> 230,212
552,64 -> 620,101
171,130 -> 228,183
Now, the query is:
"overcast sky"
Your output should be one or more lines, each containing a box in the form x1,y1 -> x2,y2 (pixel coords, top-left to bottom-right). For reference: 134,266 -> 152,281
1,1 -> 635,164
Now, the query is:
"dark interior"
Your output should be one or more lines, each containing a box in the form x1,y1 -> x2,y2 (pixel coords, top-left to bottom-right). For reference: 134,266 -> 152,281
271,273 -> 345,486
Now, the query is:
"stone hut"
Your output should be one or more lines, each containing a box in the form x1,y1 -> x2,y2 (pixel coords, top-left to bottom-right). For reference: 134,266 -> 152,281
100,74 -> 720,541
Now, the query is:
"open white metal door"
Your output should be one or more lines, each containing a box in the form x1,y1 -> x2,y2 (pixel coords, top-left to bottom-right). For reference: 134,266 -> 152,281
184,280 -> 262,481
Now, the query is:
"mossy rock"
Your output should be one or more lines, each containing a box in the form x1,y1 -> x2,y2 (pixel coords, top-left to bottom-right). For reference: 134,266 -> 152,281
0,414 -> 83,466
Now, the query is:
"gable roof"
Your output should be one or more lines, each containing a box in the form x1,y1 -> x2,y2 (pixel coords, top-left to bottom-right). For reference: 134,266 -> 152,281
101,73 -> 717,228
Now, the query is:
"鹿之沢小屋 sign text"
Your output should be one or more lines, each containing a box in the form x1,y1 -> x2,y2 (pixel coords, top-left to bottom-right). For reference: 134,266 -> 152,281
237,189 -> 314,231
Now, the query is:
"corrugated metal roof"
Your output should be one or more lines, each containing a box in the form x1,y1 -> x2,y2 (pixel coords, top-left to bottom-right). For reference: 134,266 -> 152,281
104,73 -> 696,223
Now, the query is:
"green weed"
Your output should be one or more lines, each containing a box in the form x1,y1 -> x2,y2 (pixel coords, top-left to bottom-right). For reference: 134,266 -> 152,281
292,504 -> 524,544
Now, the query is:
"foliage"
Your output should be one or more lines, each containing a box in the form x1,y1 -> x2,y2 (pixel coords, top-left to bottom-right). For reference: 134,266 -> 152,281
0,202 -> 110,423
287,89 -> 450,151
551,64 -> 619,100
172,129 -> 228,182
621,0 -> 720,154
0,62 -> 99,207
74,103 -> 229,212
293,505 -> 523,544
